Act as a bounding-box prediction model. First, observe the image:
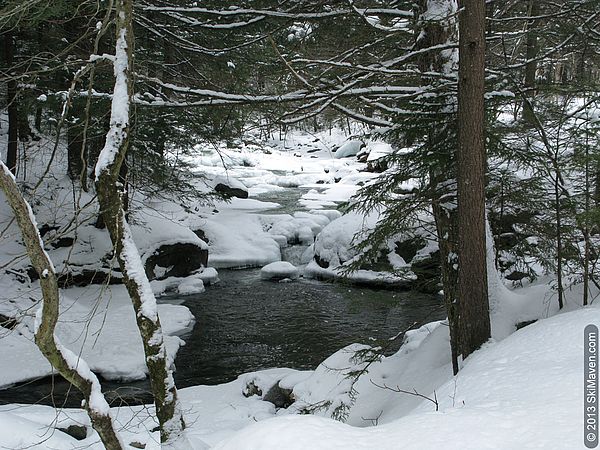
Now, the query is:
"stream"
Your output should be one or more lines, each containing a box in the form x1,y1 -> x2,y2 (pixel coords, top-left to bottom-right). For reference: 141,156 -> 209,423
0,187 -> 445,408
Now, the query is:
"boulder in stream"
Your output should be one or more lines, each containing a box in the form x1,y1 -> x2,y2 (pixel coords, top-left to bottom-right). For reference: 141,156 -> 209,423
260,261 -> 299,281
145,242 -> 209,280
213,175 -> 249,199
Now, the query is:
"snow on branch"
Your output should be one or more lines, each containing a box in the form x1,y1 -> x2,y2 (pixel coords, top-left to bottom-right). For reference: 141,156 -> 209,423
95,26 -> 130,179
141,5 -> 413,19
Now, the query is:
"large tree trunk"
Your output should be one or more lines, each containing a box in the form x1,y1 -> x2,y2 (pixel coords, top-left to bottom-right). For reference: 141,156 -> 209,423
94,0 -> 186,444
457,0 -> 491,359
4,33 -> 18,175
416,0 -> 461,375
0,163 -> 124,450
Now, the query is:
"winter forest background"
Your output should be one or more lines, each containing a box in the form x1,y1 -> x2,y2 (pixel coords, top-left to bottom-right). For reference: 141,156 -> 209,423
0,1 -> 599,449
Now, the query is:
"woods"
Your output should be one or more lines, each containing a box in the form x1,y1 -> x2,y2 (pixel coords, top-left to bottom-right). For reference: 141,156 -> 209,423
1,0 -> 599,448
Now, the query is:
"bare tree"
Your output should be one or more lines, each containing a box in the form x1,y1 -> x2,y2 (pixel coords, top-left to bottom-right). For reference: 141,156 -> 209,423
93,0 -> 185,444
0,162 -> 124,449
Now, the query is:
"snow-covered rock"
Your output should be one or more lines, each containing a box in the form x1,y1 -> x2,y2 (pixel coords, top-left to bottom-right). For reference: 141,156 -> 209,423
334,140 -> 364,159
193,212 -> 282,269
289,343 -> 375,419
260,261 -> 299,281
212,175 -> 249,199
311,212 -> 374,267
177,276 -> 205,295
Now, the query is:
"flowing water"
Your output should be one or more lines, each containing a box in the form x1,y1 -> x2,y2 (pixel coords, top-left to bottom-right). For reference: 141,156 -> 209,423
0,187 -> 444,407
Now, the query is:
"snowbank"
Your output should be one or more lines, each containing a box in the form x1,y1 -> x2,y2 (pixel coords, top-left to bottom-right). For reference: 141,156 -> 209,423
215,306 -> 600,449
0,285 -> 194,387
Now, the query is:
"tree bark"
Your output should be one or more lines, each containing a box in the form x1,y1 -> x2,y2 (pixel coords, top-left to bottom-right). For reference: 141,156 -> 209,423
0,163 -> 124,450
417,0 -> 461,375
457,0 -> 491,359
94,0 -> 185,444
432,184 -> 461,374
4,33 -> 18,175
67,111 -> 85,182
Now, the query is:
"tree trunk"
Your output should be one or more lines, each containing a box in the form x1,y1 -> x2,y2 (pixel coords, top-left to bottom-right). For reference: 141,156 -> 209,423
0,163 -> 124,450
554,175 -> 564,309
432,184 -> 460,374
457,0 -> 491,359
4,33 -> 18,175
522,0 -> 540,123
94,0 -> 186,444
67,112 -> 85,182
417,0 -> 461,375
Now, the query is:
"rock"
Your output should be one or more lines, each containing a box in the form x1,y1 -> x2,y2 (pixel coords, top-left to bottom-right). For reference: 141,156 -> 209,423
314,252 -> 330,269
334,140 -> 365,159
58,425 -> 87,441
394,237 -> 426,264
516,319 -> 537,330
243,379 -> 263,398
496,232 -> 519,251
50,236 -> 75,249
505,270 -> 530,285
193,229 -> 210,244
215,182 -> 248,199
145,242 -> 209,281
411,250 -> 441,294
38,224 -> 59,237
212,175 -> 249,199
260,261 -> 299,281
357,147 -> 370,163
176,277 -> 205,295
365,158 -> 388,173
263,382 -> 294,409
57,269 -> 123,288
197,267 -> 219,286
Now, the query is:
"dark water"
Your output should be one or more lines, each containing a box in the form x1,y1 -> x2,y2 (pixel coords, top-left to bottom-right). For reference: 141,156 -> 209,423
174,269 -> 444,387
0,269 -> 443,407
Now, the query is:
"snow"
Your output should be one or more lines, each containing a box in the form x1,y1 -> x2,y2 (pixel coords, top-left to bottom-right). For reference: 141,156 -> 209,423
0,284 -> 193,387
334,140 -> 363,159
215,306 -> 600,450
288,343 -> 375,419
311,212 -> 374,266
260,261 -> 299,280
177,276 -> 205,295
94,27 -> 130,179
194,211 -> 282,268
